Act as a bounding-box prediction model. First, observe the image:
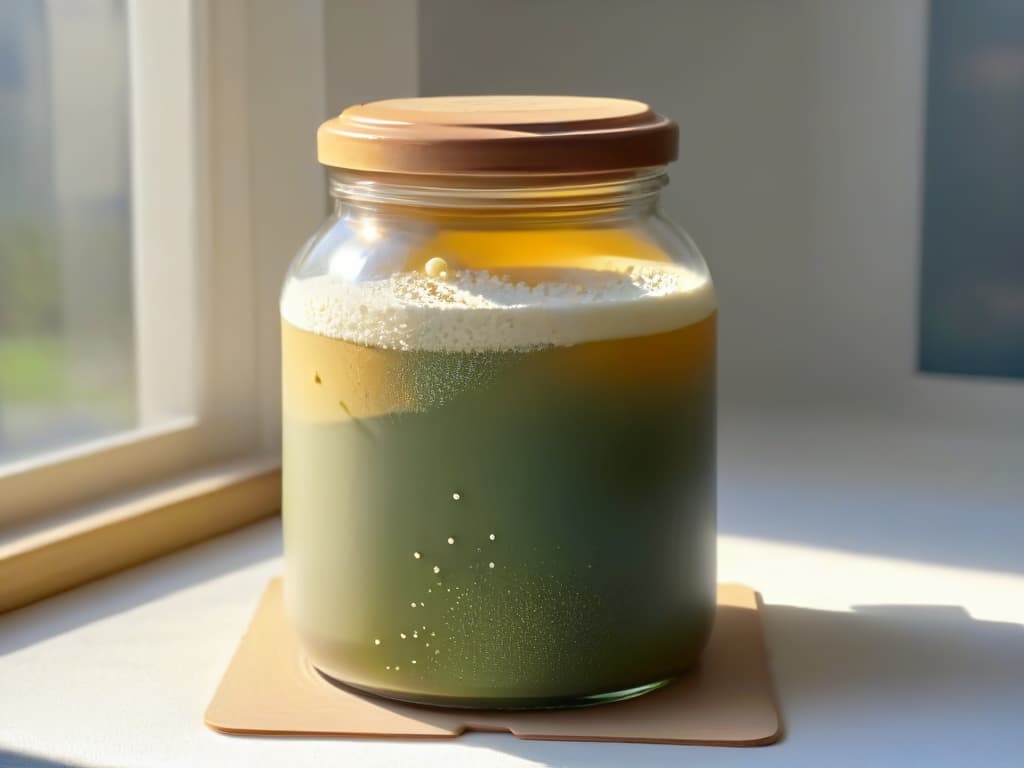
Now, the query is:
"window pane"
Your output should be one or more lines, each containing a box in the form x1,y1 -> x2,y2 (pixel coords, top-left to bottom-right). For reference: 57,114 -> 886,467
0,0 -> 134,463
919,0 -> 1024,379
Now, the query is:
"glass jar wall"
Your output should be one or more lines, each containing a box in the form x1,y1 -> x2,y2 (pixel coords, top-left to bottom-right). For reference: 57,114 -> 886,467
280,97 -> 716,708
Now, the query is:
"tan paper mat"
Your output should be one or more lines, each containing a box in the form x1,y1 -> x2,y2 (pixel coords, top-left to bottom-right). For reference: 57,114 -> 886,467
206,579 -> 781,746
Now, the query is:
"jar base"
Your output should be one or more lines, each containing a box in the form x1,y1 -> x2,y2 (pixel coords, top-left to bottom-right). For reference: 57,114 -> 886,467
314,668 -> 679,711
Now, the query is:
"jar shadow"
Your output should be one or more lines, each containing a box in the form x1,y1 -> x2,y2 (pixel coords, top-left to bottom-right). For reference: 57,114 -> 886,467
467,601 -> 1024,766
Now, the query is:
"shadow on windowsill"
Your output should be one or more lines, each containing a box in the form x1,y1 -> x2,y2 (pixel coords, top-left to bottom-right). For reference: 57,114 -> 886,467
470,601 -> 1024,766
0,750 -> 87,768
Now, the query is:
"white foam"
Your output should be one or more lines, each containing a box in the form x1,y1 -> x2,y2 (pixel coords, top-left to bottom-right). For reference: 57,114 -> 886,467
280,258 -> 715,352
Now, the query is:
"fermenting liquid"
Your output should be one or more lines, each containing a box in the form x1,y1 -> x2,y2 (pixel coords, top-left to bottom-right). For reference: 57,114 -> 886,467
281,235 -> 716,708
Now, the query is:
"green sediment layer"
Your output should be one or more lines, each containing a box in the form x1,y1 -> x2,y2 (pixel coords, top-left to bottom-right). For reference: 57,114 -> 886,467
282,328 -> 715,707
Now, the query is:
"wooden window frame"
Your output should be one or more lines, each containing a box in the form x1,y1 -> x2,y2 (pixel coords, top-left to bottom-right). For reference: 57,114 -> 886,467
0,0 -> 364,611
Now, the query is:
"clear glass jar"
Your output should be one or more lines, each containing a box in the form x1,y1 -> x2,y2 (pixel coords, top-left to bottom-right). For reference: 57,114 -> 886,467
280,97 -> 716,709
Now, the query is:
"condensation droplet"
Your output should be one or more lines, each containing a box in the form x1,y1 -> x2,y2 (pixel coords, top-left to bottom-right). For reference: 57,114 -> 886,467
433,565 -> 440,574
447,536 -> 455,545
313,372 -> 321,384
413,551 -> 421,559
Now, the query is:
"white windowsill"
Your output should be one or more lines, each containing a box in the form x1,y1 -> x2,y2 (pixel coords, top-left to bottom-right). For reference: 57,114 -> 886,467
2,410 -> 1022,768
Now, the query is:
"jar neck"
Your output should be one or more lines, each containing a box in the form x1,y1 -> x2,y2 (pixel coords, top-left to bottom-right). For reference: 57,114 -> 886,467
327,168 -> 667,223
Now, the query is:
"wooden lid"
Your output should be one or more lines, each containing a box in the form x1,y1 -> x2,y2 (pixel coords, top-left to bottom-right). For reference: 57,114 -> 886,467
317,96 -> 678,175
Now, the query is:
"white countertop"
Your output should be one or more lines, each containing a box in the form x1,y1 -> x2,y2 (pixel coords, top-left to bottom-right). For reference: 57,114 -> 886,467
2,411 -> 1023,768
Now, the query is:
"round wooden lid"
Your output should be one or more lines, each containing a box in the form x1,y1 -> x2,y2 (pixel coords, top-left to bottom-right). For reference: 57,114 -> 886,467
317,95 -> 678,175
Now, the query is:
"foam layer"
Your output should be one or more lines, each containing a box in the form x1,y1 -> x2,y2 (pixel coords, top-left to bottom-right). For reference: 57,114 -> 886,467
280,257 -> 715,352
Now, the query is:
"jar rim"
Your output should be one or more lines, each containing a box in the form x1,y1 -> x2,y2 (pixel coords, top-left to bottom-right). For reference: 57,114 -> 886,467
317,95 -> 678,175
328,167 -> 668,211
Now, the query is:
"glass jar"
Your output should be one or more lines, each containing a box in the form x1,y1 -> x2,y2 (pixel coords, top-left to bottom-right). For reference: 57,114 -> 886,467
281,96 -> 716,709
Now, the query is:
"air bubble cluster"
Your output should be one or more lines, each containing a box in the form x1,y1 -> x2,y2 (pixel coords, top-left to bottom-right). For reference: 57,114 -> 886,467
370,527 -> 605,681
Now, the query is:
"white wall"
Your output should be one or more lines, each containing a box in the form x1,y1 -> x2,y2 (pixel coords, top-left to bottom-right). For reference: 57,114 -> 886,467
324,0 -> 418,114
417,0 -> 1024,430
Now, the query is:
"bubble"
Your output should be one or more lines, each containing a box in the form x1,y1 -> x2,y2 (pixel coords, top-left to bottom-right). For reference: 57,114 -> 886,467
435,649 -> 440,655
313,371 -> 321,384
411,659 -> 418,664
420,602 -> 425,607
413,551 -> 421,559
447,537 -> 455,545
386,665 -> 391,670
400,633 -> 407,639
451,492 -> 461,501
373,639 -> 381,646
488,562 -> 495,569
410,602 -> 417,608
488,533 -> 496,541
395,665 -> 400,670
433,565 -> 441,574
413,632 -> 419,639
425,257 -> 449,279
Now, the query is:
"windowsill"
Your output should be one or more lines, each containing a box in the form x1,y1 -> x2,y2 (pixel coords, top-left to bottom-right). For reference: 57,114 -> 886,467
1,411 -> 1022,767
0,457 -> 280,612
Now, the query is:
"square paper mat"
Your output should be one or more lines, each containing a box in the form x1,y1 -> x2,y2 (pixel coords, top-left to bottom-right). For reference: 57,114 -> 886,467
205,579 -> 781,747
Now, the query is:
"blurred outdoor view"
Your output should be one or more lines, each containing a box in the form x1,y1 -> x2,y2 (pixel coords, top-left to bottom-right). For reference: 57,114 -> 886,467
919,0 -> 1024,380
0,0 -> 136,465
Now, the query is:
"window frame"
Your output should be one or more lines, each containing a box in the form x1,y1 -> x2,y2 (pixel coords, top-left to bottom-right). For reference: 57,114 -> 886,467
0,0 -> 330,526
